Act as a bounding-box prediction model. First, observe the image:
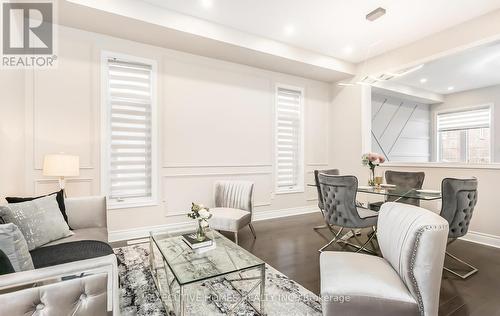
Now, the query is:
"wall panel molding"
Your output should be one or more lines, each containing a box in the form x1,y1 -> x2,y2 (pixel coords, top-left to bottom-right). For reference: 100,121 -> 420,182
163,171 -> 272,178
306,163 -> 329,166
163,163 -> 272,168
161,171 -> 273,216
34,178 -> 94,196
29,43 -> 95,170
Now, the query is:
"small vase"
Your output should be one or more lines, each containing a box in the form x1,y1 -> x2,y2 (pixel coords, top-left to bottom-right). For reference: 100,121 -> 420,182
196,220 -> 207,241
368,168 -> 376,186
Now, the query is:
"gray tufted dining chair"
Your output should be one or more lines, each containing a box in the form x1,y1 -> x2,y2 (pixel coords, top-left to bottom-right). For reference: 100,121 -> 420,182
321,202 -> 449,316
318,174 -> 378,253
209,180 -> 255,245
313,169 -> 340,232
439,178 -> 478,279
369,170 -> 425,211
385,171 -> 426,205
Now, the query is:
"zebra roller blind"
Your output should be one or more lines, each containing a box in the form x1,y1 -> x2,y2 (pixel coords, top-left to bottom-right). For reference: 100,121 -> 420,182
437,107 -> 491,132
106,58 -> 153,203
275,86 -> 303,192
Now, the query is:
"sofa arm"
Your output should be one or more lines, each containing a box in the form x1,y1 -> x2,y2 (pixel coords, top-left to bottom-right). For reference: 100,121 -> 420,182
0,254 -> 119,315
65,196 -> 107,229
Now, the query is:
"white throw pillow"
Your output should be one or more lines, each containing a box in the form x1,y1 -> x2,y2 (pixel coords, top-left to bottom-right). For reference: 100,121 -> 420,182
0,195 -> 73,250
0,223 -> 34,271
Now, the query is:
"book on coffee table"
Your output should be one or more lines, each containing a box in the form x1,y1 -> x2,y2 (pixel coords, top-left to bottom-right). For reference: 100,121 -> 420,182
182,233 -> 213,249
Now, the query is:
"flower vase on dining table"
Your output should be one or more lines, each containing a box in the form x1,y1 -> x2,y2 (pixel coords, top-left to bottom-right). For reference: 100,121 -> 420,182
362,152 -> 385,187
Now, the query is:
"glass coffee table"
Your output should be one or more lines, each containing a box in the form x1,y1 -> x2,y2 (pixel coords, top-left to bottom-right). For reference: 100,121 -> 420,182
149,229 -> 266,315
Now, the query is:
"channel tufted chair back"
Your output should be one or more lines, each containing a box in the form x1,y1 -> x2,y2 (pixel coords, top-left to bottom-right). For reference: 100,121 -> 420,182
377,203 -> 449,316
318,174 -> 363,229
214,181 -> 254,213
314,169 -> 340,211
440,178 -> 478,239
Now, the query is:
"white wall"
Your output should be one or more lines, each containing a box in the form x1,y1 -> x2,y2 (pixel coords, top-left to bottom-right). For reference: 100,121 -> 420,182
331,9 -> 500,246
0,70 -> 25,199
8,25 -> 330,235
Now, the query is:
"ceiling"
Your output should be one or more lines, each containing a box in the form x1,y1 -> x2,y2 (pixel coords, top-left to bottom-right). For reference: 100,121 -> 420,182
389,40 -> 500,95
141,0 -> 500,63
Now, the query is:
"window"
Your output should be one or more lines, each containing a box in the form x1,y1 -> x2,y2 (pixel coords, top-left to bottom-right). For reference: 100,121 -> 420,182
101,53 -> 157,208
437,106 -> 492,163
275,85 -> 304,193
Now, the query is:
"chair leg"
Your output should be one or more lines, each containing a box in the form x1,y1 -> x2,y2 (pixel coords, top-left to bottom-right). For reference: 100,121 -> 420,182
444,251 -> 478,279
338,228 -> 377,255
249,223 -> 257,239
355,229 -> 377,254
234,232 -> 238,245
318,227 -> 344,253
313,210 -> 331,231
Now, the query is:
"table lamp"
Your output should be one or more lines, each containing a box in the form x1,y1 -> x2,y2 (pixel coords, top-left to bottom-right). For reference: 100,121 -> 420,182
43,154 -> 80,196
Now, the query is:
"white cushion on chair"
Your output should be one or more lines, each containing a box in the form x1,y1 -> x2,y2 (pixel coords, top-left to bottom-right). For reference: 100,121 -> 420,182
209,207 -> 251,232
320,251 -> 419,316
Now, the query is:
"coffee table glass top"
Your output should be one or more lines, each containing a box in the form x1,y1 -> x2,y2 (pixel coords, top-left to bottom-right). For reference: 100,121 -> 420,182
150,230 -> 264,286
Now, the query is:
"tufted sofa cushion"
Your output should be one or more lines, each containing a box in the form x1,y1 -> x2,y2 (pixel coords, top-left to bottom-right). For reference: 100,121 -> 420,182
0,273 -> 109,316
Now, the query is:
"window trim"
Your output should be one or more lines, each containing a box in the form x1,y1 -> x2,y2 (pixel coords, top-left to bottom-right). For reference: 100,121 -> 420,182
435,103 -> 494,163
274,83 -> 305,194
100,51 -> 159,210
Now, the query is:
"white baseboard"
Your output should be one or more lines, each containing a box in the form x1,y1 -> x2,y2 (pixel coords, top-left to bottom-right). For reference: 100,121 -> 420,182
109,205 -> 319,242
253,206 -> 319,222
460,230 -> 500,249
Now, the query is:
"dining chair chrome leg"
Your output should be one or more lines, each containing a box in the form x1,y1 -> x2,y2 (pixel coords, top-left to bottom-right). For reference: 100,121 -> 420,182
318,227 -> 344,253
249,223 -> 257,239
355,229 -> 377,254
234,232 -> 239,245
313,224 -> 330,230
313,209 -> 332,231
444,251 -> 478,279
338,228 -> 377,255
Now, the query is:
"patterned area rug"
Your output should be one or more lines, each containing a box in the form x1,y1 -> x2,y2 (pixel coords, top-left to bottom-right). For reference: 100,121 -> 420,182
115,244 -> 322,315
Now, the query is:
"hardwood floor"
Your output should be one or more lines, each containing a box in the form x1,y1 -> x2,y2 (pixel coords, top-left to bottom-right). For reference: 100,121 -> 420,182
114,212 -> 500,315
230,213 -> 500,316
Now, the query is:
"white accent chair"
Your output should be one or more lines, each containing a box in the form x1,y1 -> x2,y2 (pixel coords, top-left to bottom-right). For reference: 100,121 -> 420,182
320,202 -> 449,316
209,181 -> 256,245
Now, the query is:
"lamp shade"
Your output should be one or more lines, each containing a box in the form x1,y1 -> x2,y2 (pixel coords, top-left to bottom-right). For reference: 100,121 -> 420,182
43,154 -> 80,177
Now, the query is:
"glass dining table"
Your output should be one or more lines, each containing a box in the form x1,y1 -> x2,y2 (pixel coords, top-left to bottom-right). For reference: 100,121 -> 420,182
356,185 -> 442,201
308,183 -> 442,248
308,184 -> 442,201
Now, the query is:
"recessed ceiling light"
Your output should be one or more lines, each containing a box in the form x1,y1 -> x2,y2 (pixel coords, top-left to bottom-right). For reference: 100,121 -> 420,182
447,86 -> 455,91
284,25 -> 295,36
201,0 -> 213,9
344,46 -> 354,54
420,78 -> 427,83
337,82 -> 356,87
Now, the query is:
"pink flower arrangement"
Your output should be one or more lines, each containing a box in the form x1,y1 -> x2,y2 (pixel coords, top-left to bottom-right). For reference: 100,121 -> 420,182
362,152 -> 385,186
362,152 -> 385,166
